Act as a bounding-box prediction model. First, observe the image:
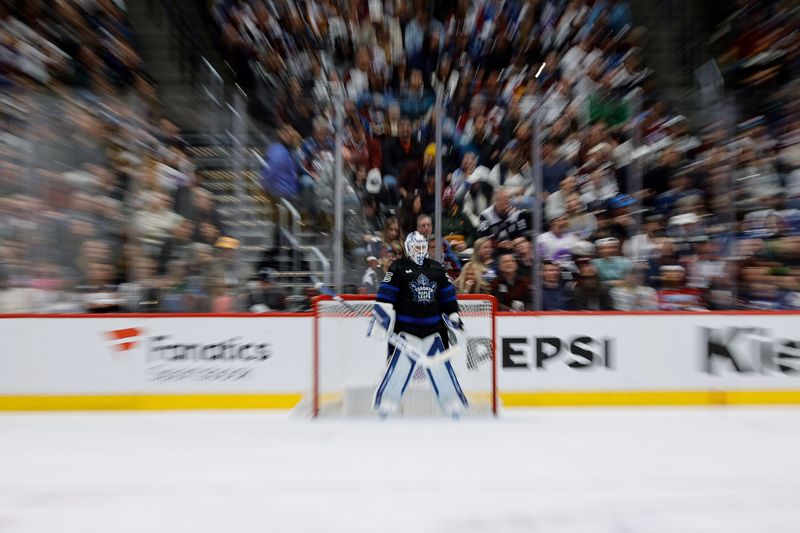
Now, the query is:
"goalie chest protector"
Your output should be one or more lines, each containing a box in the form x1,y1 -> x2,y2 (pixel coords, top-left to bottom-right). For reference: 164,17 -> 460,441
376,257 -> 459,339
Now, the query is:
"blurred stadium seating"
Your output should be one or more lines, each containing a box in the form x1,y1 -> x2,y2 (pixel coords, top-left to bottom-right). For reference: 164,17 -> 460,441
1,0 -> 799,313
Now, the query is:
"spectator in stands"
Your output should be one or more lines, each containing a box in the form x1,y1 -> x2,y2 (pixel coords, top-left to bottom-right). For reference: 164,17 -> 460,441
538,213 -> 580,265
744,280 -> 782,310
477,188 -> 527,251
610,265 -> 659,311
581,166 -> 620,212
383,117 -> 422,200
514,237 -> 535,273
419,172 -> 440,215
472,115 -> 501,168
132,192 -> 182,253
593,237 -> 634,289
454,261 -> 491,294
119,256 -> 160,313
247,269 -> 289,312
489,142 -> 532,208
384,103 -> 402,138
461,167 -> 495,229
441,187 -> 476,252
646,239 -> 683,289
215,236 -> 249,289
299,116 -> 335,208
542,140 -> 573,194
343,117 -> 379,171
427,235 -> 461,278
491,252 -> 532,311
262,123 -> 301,200
379,217 -> 403,255
79,262 -> 122,313
573,260 -> 610,311
158,219 -> 195,274
565,193 -> 597,241
470,237 -> 498,282
399,192 -> 424,234
686,239 -> 726,291
657,265 -> 706,311
541,261 -> 575,311
625,215 -> 665,262
451,152 -> 479,201
416,213 -> 433,239
399,68 -> 434,119
209,278 -> 237,313
606,194 -> 638,242
362,196 -> 385,235
546,174 -> 577,221
655,172 -> 702,217
361,255 -> 384,294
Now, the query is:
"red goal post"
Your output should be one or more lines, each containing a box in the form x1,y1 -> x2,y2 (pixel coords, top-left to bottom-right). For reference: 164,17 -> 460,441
310,294 -> 498,417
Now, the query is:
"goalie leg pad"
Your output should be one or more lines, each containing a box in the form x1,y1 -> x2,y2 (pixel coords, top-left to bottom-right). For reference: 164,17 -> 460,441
424,335 -> 469,416
373,335 -> 417,416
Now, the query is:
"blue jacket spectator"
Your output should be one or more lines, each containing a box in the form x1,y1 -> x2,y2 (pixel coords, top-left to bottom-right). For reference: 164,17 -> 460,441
262,125 -> 300,199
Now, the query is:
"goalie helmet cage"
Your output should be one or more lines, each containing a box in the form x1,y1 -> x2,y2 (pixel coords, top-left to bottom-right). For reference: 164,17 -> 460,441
310,294 -> 498,417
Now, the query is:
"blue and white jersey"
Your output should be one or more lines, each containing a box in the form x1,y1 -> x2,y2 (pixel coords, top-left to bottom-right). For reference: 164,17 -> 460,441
376,257 -> 459,340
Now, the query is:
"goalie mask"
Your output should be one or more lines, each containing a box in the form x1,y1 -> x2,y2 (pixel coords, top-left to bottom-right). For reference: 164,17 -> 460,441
404,231 -> 428,265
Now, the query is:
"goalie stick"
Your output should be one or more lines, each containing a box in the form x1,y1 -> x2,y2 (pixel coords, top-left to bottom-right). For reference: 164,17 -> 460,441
313,282 -> 463,369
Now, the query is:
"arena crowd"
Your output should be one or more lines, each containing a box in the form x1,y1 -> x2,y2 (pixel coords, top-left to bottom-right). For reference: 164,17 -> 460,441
1,0 -> 799,313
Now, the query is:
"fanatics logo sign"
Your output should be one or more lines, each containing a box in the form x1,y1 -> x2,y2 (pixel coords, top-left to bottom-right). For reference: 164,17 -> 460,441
101,325 -> 274,382
104,327 -> 144,353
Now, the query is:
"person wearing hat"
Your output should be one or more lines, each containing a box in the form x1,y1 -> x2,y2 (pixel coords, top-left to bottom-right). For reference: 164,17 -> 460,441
657,265 -> 706,311
606,193 -> 637,242
361,255 -> 384,294
592,237 -> 633,289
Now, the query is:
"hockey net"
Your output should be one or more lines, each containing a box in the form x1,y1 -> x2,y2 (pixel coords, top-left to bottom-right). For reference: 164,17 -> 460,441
302,294 -> 498,417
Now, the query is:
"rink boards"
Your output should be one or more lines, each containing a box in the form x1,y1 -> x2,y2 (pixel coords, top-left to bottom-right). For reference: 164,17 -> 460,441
1,311 -> 800,410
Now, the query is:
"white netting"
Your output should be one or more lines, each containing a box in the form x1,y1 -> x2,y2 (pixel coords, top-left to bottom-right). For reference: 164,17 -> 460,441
302,296 -> 497,417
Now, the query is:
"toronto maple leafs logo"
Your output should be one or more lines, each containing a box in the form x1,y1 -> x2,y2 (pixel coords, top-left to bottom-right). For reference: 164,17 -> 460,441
410,274 -> 438,304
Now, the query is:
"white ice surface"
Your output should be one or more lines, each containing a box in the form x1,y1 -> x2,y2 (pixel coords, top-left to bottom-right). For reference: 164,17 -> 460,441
1,408 -> 799,533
